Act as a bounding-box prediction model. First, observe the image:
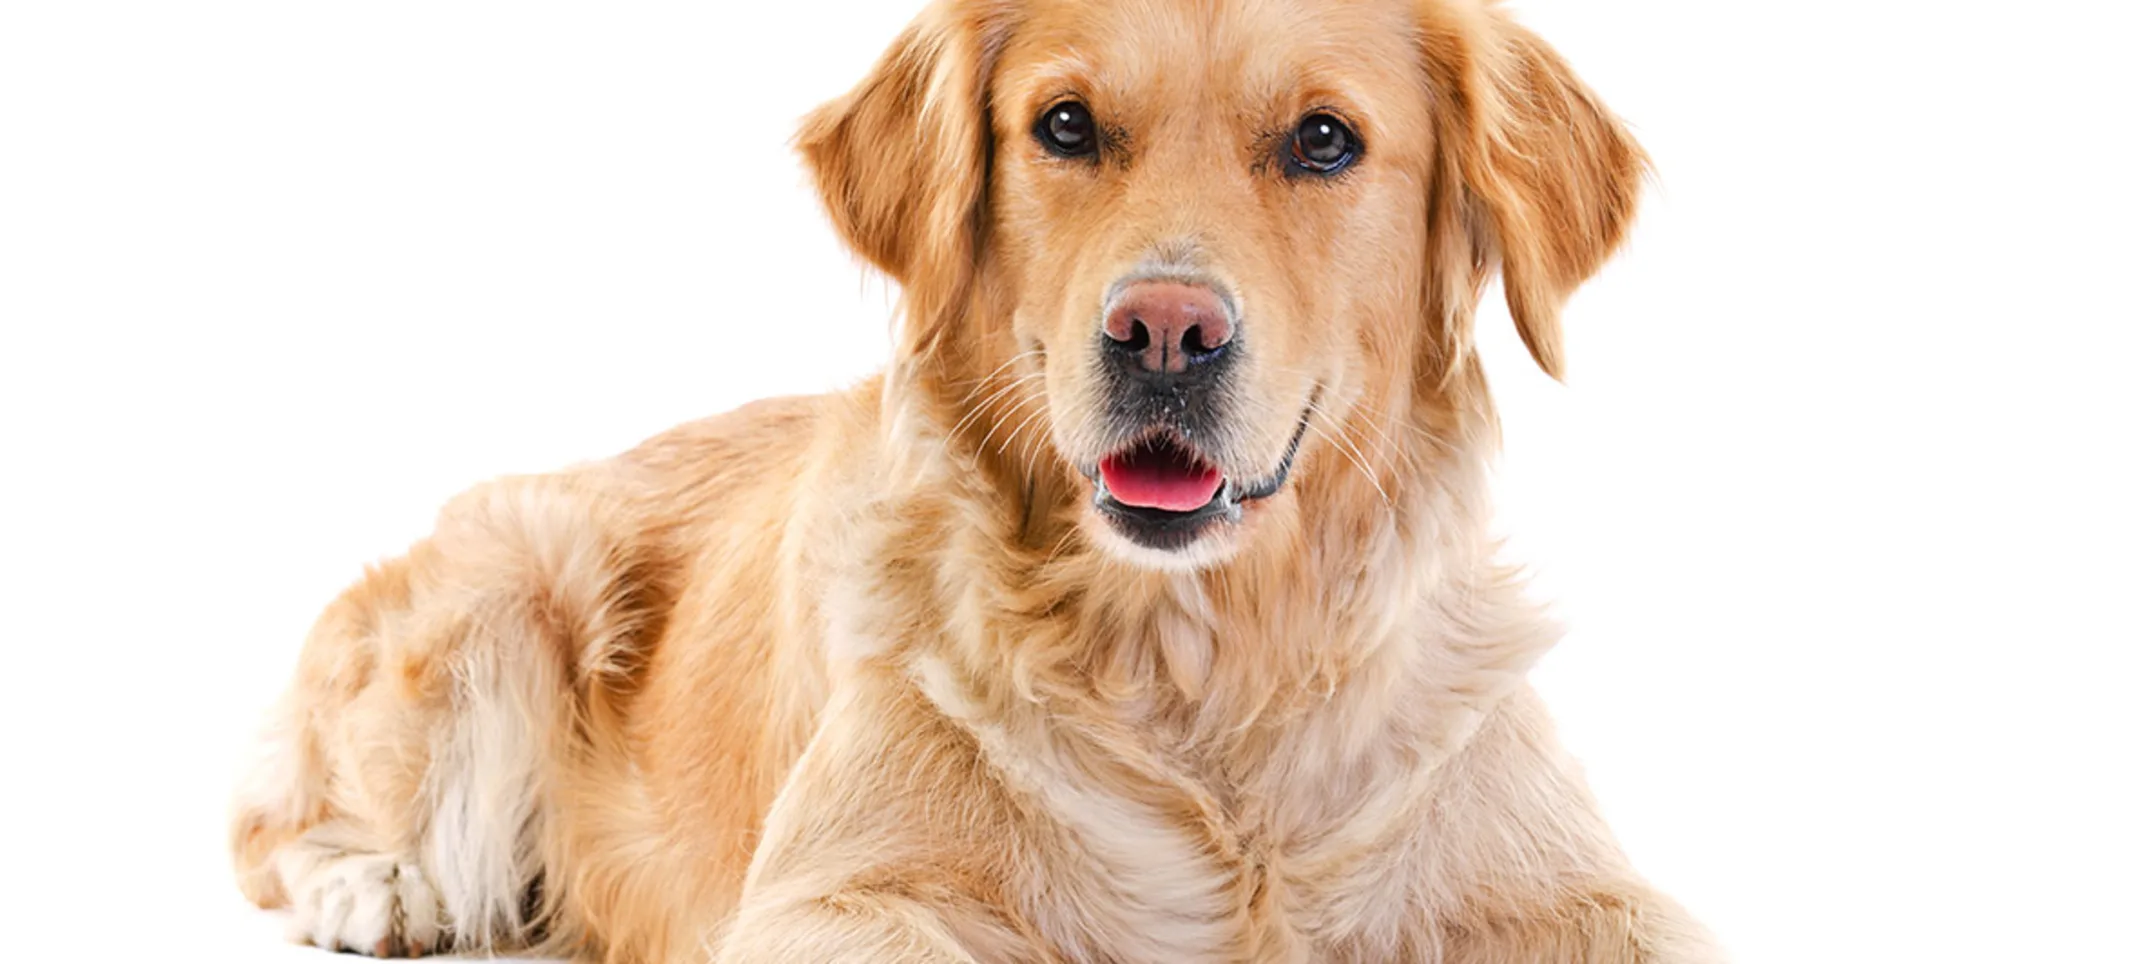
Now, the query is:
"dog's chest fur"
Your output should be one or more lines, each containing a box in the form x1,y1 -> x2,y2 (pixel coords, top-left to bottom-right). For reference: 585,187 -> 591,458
914,604 -> 1446,963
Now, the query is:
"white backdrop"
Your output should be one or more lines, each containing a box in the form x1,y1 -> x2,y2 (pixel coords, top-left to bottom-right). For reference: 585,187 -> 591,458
2,1 -> 2135,961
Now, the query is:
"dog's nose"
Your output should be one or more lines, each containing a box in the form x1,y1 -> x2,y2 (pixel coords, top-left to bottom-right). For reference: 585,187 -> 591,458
1103,282 -> 1234,375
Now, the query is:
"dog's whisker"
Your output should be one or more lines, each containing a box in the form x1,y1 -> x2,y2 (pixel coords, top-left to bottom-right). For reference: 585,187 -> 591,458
1240,365 -> 1446,467
1302,409 -> 1393,508
951,372 -> 1047,441
1220,387 -> 1395,498
953,349 -> 1044,402
997,401 -> 1053,461
976,390 -> 1041,455
1330,399 -> 1411,466
1018,408 -> 1054,480
1309,399 -> 1396,478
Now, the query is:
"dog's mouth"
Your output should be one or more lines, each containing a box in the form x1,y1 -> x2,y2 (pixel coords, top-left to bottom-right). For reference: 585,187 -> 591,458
1085,406 -> 1313,553
1099,436 -> 1225,513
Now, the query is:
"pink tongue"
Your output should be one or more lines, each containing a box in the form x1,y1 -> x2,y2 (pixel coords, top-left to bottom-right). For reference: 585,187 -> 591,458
1101,450 -> 1224,512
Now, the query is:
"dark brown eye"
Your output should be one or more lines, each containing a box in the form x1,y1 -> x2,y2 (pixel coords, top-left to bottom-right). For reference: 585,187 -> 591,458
1289,112 -> 1359,175
1035,101 -> 1097,158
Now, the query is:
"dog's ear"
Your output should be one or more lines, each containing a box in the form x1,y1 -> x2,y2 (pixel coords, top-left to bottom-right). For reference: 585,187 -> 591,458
1423,5 -> 1647,380
795,2 -> 996,306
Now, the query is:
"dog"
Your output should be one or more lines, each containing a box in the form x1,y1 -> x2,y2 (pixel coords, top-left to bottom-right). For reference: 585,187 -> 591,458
230,0 -> 1723,960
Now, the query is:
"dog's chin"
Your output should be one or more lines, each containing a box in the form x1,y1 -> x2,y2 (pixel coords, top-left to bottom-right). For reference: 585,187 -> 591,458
1087,515 -> 1245,572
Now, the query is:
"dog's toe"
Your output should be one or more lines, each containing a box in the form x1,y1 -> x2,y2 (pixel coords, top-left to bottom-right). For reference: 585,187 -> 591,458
284,851 -> 444,957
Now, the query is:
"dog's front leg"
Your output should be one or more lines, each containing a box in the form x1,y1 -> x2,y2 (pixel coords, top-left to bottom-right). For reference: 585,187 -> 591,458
1436,885 -> 1724,964
712,679 -> 1041,964
1420,689 -> 1727,963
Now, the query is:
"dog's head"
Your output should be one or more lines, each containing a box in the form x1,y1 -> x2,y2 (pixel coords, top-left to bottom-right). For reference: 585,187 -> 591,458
801,0 -> 1643,569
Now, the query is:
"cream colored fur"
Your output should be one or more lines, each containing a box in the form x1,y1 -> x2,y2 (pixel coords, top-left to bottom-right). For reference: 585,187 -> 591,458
231,0 -> 1721,960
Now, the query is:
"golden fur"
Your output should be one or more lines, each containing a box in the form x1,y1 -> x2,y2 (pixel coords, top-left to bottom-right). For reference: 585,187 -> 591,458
231,0 -> 1721,960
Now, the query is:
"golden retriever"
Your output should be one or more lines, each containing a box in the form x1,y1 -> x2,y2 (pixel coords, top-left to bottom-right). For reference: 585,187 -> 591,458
231,0 -> 1722,960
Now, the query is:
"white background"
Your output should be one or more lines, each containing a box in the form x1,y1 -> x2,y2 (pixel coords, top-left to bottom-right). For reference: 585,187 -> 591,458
2,0 -> 2135,960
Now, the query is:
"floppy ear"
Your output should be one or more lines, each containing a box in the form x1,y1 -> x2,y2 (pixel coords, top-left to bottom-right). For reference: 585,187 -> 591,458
1426,5 -> 1648,380
794,2 -> 995,311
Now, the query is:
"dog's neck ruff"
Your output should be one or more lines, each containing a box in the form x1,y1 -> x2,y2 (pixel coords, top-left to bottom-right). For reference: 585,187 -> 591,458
861,386 -> 1556,751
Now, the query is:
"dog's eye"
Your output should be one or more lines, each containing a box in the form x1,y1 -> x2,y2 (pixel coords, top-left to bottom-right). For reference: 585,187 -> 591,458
1288,113 -> 1359,176
1035,101 -> 1098,158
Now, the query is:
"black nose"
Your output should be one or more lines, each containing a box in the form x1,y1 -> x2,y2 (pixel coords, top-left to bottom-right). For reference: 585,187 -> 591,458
1103,281 -> 1234,378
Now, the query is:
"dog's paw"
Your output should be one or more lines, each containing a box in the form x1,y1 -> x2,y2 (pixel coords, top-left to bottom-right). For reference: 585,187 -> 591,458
283,851 -> 445,957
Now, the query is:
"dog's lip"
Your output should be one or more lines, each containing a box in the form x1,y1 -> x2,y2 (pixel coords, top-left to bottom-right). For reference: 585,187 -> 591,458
1080,394 -> 1317,522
